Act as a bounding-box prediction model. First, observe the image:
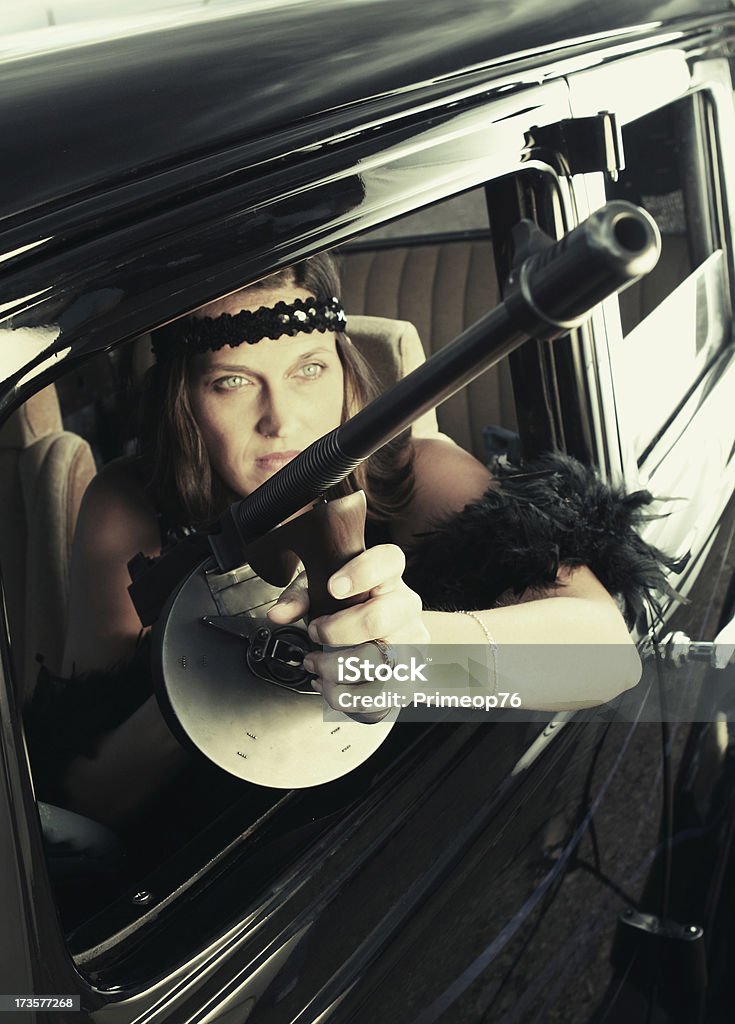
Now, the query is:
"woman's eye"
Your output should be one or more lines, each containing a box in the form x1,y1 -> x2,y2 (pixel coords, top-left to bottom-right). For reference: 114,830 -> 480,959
297,362 -> 325,379
214,375 -> 250,391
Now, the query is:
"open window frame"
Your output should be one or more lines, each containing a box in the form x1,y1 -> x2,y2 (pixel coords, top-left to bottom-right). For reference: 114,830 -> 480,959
0,76 -> 579,994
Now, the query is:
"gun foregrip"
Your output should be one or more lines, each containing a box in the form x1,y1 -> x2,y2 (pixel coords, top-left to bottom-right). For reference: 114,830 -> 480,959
245,491 -> 368,620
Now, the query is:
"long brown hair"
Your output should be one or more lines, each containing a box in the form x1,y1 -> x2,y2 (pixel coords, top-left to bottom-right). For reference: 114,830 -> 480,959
141,253 -> 415,530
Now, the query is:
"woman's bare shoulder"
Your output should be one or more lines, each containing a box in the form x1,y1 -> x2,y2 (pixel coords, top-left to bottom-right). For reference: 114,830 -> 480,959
85,455 -> 151,502
76,456 -> 160,557
413,434 -> 491,481
393,436 -> 493,545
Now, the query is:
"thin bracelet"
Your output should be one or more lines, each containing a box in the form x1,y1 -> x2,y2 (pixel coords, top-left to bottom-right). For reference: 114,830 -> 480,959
459,610 -> 498,697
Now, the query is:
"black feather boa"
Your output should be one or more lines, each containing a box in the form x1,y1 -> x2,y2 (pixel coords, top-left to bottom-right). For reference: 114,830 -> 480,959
403,451 -> 679,628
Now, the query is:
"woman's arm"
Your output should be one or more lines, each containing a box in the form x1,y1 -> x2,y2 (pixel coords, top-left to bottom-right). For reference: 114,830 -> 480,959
279,436 -> 642,712
47,463 -> 190,826
294,550 -> 640,713
421,565 -> 641,708
404,436 -> 641,702
63,460 -> 161,674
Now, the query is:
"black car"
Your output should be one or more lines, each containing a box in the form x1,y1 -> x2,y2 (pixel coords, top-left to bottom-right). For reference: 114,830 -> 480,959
3,1 -> 735,1021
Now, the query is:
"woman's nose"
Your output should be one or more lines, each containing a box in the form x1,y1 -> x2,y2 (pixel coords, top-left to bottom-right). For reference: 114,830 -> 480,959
256,385 -> 292,437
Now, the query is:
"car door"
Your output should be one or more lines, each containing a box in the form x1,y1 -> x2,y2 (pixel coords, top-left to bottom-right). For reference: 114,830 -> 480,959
561,47 -> 735,1021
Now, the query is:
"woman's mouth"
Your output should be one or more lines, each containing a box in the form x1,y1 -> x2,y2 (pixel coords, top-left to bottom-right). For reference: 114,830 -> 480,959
255,450 -> 300,471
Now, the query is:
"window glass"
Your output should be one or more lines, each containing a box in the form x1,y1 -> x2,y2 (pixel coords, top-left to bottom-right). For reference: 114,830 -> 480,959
606,92 -> 731,464
348,188 -> 490,244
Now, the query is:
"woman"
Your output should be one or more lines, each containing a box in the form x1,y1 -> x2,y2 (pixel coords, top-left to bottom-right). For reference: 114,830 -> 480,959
33,252 -> 658,828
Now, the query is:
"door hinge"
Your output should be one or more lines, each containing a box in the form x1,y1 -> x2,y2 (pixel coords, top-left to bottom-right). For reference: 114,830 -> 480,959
526,112 -> 625,180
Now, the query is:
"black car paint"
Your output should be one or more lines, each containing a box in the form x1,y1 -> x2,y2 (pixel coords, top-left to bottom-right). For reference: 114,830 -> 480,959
0,1 -> 727,229
2,2 -> 735,1022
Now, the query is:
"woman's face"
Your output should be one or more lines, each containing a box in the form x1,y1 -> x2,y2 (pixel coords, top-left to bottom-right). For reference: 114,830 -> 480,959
189,285 -> 345,499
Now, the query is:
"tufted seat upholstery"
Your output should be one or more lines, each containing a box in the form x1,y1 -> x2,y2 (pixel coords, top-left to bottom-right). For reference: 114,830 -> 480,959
0,385 -> 96,701
340,240 -> 516,458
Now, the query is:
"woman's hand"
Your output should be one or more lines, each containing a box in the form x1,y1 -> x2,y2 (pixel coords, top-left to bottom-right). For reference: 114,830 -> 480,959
267,544 -> 428,717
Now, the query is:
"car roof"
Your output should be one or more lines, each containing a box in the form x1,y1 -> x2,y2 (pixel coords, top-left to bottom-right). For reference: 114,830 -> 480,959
0,0 -> 731,231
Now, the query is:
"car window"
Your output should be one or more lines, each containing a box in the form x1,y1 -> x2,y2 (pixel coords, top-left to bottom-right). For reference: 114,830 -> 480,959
606,91 -> 731,467
2,58 -> 576,966
9,177 -> 534,955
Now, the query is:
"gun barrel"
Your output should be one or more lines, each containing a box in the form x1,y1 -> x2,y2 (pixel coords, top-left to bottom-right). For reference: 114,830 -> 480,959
516,200 -> 660,332
213,201 -> 660,565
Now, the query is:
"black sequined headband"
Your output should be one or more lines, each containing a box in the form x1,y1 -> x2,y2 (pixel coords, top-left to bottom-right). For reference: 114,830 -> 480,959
151,296 -> 347,359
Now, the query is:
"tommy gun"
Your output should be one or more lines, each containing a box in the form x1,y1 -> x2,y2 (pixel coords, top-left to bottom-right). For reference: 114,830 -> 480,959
128,200 -> 661,788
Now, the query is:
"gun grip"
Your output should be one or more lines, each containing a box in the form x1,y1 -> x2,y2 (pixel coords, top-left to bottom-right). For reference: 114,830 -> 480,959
246,491 -> 368,620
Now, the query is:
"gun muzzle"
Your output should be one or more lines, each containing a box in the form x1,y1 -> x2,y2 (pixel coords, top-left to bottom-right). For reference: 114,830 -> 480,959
510,200 -> 661,338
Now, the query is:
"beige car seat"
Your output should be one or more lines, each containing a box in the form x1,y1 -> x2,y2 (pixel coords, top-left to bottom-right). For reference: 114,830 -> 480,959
0,385 -> 96,701
346,315 -> 439,438
340,240 -> 515,458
